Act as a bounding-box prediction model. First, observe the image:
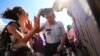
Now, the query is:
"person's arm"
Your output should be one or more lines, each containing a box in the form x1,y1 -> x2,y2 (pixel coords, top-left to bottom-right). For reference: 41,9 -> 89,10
7,24 -> 36,43
7,16 -> 39,43
29,38 -> 33,48
60,33 -> 66,45
25,19 -> 33,31
33,16 -> 45,33
57,22 -> 66,52
57,33 -> 66,52
59,22 -> 66,45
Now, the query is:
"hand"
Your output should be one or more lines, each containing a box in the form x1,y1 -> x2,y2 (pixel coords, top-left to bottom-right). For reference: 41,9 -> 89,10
25,19 -> 32,30
57,44 -> 64,52
74,40 -> 79,46
33,16 -> 40,33
37,8 -> 43,18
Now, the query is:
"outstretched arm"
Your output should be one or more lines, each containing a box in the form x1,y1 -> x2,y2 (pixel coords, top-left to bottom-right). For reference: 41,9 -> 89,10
7,16 -> 40,43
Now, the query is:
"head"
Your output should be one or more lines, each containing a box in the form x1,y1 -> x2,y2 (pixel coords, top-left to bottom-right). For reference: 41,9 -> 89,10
41,8 -> 56,25
2,6 -> 28,21
12,46 -> 32,56
67,25 -> 72,32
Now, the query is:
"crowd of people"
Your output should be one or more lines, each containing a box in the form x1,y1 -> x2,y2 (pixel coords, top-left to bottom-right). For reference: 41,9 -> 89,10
0,6 -> 82,56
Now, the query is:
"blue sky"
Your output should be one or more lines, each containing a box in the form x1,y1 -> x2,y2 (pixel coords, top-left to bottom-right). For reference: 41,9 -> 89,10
0,0 -> 72,30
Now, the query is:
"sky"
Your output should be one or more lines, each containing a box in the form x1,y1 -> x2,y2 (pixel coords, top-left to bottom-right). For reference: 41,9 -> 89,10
0,0 -> 72,30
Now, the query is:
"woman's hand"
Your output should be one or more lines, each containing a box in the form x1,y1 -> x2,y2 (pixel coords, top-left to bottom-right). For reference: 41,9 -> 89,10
25,19 -> 33,31
33,16 -> 40,33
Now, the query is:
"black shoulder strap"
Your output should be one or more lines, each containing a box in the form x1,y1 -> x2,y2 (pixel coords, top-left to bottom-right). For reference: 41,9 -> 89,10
9,21 -> 21,32
8,21 -> 20,27
1,21 -> 20,36
1,21 -> 17,38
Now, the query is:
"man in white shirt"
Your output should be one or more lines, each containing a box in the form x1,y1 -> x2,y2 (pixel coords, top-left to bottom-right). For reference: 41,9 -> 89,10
37,8 -> 66,56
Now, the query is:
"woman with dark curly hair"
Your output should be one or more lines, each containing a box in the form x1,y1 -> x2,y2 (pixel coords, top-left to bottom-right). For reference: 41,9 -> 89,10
1,6 -> 40,56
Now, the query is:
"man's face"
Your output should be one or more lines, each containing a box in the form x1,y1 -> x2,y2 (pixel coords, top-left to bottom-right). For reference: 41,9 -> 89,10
45,15 -> 55,25
46,16 -> 54,23
45,13 -> 55,23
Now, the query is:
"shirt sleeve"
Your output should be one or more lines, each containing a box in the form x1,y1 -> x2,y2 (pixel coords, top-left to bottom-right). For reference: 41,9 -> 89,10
58,21 -> 66,34
40,22 -> 47,31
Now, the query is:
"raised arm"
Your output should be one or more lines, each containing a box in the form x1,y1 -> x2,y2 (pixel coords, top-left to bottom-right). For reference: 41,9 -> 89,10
7,16 -> 40,43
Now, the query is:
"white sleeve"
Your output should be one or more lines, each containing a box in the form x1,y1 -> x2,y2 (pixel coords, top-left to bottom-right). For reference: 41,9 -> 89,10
40,22 -> 47,30
58,22 -> 66,34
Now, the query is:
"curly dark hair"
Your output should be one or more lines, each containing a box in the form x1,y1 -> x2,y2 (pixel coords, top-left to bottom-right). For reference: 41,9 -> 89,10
12,46 -> 33,56
2,6 -> 25,21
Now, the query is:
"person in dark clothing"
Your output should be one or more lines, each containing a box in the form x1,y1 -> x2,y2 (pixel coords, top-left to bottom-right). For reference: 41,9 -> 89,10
31,33 -> 44,56
12,46 -> 32,56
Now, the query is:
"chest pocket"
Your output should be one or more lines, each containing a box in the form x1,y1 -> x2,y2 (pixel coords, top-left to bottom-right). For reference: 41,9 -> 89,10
46,26 -> 61,36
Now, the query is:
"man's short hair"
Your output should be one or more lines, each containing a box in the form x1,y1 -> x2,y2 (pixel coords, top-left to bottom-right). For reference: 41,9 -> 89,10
41,8 -> 55,18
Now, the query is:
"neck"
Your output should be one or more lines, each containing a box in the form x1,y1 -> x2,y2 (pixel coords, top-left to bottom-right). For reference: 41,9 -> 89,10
18,20 -> 22,25
48,20 -> 56,25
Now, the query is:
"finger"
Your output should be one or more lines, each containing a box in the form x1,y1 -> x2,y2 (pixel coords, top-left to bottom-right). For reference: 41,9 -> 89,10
34,16 -> 36,23
34,16 -> 40,30
34,16 -> 37,26
35,16 -> 40,28
34,16 -> 39,23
